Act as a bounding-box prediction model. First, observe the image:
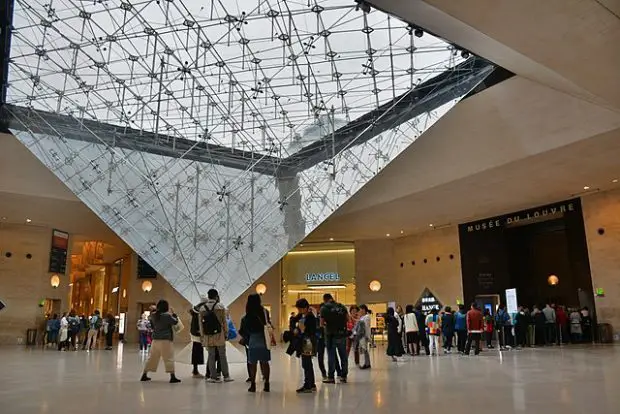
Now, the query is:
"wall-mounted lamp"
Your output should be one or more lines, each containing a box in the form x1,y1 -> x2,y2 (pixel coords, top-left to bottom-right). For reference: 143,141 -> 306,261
141,280 -> 153,293
547,274 -> 559,286
50,274 -> 60,289
369,280 -> 382,292
256,283 -> 267,295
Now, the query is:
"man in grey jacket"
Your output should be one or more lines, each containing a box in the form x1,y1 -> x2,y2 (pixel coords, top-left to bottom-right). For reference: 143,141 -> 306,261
543,304 -> 557,345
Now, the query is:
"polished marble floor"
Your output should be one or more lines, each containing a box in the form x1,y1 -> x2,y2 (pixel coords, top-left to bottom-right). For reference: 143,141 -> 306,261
0,343 -> 618,414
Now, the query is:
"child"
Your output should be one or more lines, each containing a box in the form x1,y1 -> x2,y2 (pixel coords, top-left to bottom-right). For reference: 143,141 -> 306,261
294,298 -> 317,393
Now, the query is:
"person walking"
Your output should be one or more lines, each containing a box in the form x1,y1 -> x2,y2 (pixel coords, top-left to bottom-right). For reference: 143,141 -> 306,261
137,313 -> 151,354
140,300 -> 181,383
441,306 -> 455,354
85,310 -> 102,351
386,307 -> 403,361
455,305 -> 468,354
347,305 -> 360,365
403,305 -> 419,356
425,308 -> 441,356
464,303 -> 483,356
202,289 -> 233,383
320,293 -> 349,384
240,293 -> 272,393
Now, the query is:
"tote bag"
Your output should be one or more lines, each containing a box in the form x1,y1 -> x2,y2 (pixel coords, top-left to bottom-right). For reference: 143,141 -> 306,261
263,309 -> 276,349
173,317 -> 185,334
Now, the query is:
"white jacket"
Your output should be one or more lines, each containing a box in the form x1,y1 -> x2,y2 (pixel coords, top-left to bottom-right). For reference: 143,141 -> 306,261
404,313 -> 419,333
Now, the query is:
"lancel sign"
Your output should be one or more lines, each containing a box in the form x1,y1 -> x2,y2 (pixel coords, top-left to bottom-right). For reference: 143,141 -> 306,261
464,200 -> 578,233
305,272 -> 341,283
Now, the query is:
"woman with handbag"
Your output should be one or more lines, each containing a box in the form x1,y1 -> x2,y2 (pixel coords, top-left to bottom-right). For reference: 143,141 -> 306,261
140,300 -> 181,383
239,293 -> 273,393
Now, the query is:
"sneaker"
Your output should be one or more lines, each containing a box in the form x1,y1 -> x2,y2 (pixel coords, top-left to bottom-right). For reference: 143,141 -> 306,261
192,373 -> 204,379
310,384 -> 317,391
223,377 -> 234,383
339,377 -> 347,384
207,378 -> 221,383
359,365 -> 371,370
322,378 -> 335,384
296,386 -> 313,393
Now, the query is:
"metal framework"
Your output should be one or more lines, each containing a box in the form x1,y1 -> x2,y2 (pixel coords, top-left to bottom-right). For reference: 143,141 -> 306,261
4,0 -> 503,304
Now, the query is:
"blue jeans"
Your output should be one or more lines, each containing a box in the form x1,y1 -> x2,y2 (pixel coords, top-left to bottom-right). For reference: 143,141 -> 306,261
139,331 -> 148,350
326,336 -> 348,379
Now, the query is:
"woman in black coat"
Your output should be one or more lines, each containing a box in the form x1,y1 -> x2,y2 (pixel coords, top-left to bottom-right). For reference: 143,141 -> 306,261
385,307 -> 403,361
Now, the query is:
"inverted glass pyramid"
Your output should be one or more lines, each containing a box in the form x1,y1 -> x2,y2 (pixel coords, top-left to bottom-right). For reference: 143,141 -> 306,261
5,0 -> 494,304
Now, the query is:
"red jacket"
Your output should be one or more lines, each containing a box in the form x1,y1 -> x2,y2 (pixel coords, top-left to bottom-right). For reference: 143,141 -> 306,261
467,309 -> 484,332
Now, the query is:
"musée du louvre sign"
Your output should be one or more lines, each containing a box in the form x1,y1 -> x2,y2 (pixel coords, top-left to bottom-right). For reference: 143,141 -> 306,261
464,199 -> 579,233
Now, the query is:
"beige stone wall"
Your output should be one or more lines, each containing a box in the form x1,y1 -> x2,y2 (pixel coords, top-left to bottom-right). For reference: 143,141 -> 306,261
227,263 -> 281,338
123,253 -> 191,345
582,188 -> 620,336
0,224 -> 71,345
355,227 -> 463,309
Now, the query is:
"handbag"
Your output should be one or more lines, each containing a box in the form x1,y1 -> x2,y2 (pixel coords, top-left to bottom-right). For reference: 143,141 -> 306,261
263,309 -> 276,349
173,317 -> 184,334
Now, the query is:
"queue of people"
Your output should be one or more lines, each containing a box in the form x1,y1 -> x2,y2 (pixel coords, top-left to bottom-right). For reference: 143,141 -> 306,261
42,310 -> 117,351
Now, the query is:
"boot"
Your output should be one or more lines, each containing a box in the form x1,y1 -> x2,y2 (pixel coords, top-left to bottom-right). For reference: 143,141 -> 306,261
263,381 -> 270,393
140,373 -> 151,382
169,373 -> 181,383
248,382 -> 256,392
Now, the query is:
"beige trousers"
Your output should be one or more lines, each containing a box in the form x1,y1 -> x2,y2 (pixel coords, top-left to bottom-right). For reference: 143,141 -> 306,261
144,340 -> 175,373
86,329 -> 98,349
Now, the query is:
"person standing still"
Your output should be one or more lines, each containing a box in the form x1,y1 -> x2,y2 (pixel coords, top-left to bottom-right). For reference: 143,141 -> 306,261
455,305 -> 468,353
104,312 -> 116,350
203,289 -> 233,383
85,310 -> 102,351
543,304 -> 557,345
320,293 -> 349,384
140,300 -> 181,383
464,303 -> 483,356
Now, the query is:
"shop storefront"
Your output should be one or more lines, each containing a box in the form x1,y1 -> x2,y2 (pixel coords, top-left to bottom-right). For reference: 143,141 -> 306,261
281,243 -> 356,331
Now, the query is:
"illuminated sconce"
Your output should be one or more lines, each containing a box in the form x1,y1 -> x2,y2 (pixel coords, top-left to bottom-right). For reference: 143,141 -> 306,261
50,274 -> 60,288
547,275 -> 559,286
141,280 -> 153,293
122,289 -> 127,298
90,298 -> 94,305
369,280 -> 382,292
256,283 -> 267,295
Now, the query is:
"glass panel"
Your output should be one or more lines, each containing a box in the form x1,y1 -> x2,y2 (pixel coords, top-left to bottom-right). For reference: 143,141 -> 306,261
7,0 -> 495,304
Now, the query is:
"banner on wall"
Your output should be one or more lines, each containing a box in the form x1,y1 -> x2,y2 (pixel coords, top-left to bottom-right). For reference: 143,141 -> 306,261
415,287 -> 443,313
48,229 -> 69,274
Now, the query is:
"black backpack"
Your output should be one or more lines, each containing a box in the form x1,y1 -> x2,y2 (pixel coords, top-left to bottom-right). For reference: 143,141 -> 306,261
69,317 -> 80,332
323,302 -> 348,336
202,303 -> 221,335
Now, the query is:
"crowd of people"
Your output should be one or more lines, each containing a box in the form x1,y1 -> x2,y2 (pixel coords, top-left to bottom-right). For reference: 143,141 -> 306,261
42,310 -> 116,351
40,293 -> 595,394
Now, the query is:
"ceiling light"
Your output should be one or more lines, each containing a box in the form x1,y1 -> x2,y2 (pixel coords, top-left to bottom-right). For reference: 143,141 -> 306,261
25,218 -> 32,223
386,233 -> 390,237
307,285 -> 346,290
613,179 -> 618,183
1,217 -> 6,220
329,237 -> 334,241
429,224 -> 434,227
400,230 -> 404,234
583,186 -> 590,190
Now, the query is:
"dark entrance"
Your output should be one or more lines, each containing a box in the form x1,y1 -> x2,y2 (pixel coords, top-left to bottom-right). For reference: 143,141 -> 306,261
458,199 -> 595,314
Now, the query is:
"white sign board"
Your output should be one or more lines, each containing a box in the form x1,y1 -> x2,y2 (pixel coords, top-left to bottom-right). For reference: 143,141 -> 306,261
506,288 -> 518,314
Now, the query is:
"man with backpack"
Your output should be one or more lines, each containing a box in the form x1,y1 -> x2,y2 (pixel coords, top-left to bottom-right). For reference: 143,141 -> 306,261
86,310 -> 102,351
199,289 -> 232,383
319,294 -> 349,384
